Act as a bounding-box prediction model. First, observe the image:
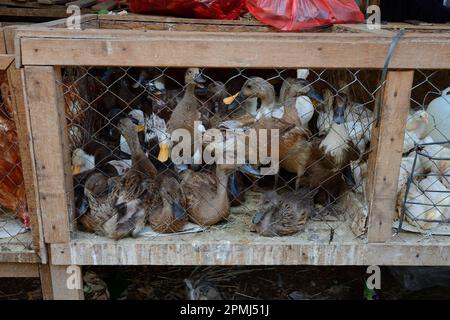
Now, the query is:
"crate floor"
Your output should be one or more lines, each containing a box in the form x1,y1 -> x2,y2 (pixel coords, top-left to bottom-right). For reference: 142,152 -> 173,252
50,212 -> 450,266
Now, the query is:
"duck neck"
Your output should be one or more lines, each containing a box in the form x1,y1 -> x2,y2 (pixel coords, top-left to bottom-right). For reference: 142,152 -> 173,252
260,88 -> 276,109
215,166 -> 231,202
185,83 -> 197,95
122,127 -> 156,177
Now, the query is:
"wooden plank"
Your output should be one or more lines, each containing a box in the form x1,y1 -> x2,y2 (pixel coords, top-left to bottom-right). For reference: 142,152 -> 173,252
4,26 -> 47,262
100,19 -> 274,33
16,30 -> 450,69
98,13 -> 265,27
0,6 -> 92,18
39,263 -> 84,300
49,233 -> 450,266
24,66 -> 71,244
367,71 -> 414,243
0,252 -> 41,263
0,263 -> 39,277
38,263 -> 53,299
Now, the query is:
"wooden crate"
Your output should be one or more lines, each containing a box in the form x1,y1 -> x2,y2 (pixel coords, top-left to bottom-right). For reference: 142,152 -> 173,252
10,14 -> 450,298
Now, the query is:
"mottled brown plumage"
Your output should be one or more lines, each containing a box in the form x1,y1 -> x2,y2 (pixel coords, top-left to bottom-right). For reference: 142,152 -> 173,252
252,189 -> 315,237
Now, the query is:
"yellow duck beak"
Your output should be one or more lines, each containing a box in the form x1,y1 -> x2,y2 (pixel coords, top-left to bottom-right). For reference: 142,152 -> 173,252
157,143 -> 170,162
223,92 -> 239,105
72,164 -> 81,175
137,124 -> 145,133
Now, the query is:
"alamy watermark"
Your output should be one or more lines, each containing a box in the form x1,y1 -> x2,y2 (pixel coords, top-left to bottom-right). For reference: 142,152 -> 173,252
366,5 -> 381,30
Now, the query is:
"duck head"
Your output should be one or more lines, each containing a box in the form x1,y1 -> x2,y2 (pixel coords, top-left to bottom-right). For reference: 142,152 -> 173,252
161,177 -> 188,222
284,78 -> 323,104
185,68 -> 207,89
72,148 -> 95,175
333,94 -> 348,125
84,172 -> 110,197
106,108 -> 145,140
224,77 -> 275,111
252,191 -> 279,225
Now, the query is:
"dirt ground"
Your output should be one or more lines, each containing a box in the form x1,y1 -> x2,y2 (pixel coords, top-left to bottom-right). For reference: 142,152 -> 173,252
1,266 -> 450,300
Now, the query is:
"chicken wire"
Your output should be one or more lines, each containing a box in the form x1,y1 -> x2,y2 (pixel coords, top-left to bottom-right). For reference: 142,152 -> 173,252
396,69 -> 450,244
60,66 -> 382,244
0,71 -> 33,254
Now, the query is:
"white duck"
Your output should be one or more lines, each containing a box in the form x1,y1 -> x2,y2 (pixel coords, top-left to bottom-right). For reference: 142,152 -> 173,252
316,88 -> 373,155
405,181 -> 443,230
403,110 -> 429,154
418,136 -> 450,175
419,175 -> 450,220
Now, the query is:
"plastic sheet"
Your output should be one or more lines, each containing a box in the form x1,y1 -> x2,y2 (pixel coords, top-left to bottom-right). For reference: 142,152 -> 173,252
246,0 -> 365,31
127,0 -> 246,20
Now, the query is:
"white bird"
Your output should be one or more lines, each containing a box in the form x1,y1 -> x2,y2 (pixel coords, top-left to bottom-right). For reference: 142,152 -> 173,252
405,181 -> 443,230
316,89 -> 373,154
418,136 -> 450,176
419,175 -> 450,220
398,152 -> 424,192
403,110 -> 429,154
72,148 -> 95,174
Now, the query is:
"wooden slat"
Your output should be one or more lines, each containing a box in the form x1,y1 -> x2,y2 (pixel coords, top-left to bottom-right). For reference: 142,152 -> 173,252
0,252 -> 41,263
16,30 -> 450,69
99,19 -> 274,33
50,237 -> 450,266
0,263 -> 39,277
98,13 -> 265,26
24,66 -> 71,244
4,27 -> 47,262
367,70 -> 415,243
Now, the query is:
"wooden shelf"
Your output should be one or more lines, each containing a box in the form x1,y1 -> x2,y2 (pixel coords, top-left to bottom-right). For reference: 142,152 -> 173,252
50,221 -> 450,266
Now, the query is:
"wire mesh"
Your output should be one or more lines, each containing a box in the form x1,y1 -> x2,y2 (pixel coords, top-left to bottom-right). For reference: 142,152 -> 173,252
0,71 -> 33,254
396,70 -> 450,244
61,66 -> 383,244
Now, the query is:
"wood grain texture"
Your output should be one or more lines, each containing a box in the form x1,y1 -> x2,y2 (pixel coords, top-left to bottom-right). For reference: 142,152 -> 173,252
16,30 -> 450,69
367,71 -> 415,243
49,231 -> 450,266
24,66 -> 71,244
0,252 -> 40,263
0,263 -> 39,277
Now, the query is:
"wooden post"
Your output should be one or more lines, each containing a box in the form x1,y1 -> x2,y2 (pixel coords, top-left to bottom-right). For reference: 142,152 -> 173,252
39,263 -> 84,300
367,70 -> 415,243
24,66 -> 72,243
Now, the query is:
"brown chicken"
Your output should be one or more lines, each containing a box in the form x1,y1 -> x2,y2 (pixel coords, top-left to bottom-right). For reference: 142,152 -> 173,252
0,76 -> 30,228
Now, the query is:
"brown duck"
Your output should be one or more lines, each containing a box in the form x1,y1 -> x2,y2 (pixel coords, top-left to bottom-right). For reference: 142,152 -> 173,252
161,68 -> 207,162
252,188 -> 316,237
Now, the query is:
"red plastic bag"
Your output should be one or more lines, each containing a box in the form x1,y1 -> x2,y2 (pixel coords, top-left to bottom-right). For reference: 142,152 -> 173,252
128,0 -> 246,20
246,0 -> 365,31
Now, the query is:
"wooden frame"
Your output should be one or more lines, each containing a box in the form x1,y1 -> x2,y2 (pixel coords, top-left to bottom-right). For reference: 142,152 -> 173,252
0,26 -> 45,265
7,16 -> 450,298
